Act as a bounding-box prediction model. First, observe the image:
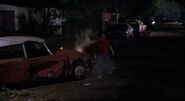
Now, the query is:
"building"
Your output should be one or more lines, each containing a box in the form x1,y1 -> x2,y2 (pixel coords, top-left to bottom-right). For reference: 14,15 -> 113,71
0,4 -> 29,31
0,4 -> 67,35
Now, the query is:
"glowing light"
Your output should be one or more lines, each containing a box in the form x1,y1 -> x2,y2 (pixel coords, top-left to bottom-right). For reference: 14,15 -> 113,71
152,21 -> 155,25
60,47 -> 63,50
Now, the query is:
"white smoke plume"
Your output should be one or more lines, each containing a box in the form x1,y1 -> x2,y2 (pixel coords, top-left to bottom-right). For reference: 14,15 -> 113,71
74,29 -> 95,53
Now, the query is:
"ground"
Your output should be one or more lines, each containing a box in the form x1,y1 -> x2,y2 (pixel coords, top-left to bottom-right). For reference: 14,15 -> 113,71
0,22 -> 185,101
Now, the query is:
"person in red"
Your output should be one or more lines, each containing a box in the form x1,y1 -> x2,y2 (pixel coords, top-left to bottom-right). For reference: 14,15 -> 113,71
94,32 -> 115,79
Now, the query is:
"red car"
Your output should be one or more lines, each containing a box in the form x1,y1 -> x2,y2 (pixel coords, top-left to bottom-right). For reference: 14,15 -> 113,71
0,36 -> 93,83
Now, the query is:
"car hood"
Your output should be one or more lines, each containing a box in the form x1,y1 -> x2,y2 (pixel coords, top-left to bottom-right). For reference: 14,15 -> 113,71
54,49 -> 89,64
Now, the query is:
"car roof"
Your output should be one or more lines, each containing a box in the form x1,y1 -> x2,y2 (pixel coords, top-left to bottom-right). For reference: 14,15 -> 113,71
128,20 -> 144,23
0,36 -> 45,47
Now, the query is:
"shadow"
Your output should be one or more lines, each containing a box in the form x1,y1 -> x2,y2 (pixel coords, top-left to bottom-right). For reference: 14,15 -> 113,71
0,77 -> 71,89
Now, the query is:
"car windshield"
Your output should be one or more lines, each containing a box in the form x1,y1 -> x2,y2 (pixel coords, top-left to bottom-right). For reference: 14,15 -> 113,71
0,44 -> 25,59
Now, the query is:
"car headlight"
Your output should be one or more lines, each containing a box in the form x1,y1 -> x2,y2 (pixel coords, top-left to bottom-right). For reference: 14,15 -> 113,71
125,31 -> 129,34
152,21 -> 155,25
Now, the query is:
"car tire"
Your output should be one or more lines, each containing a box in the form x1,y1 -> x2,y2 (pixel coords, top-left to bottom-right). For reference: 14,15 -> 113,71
72,62 -> 86,80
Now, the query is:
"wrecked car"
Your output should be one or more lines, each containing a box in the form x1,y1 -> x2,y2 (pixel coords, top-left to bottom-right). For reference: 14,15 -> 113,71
0,36 -> 94,83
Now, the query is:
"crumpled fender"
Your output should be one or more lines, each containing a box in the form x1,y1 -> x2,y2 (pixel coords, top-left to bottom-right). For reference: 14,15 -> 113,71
55,49 -> 90,66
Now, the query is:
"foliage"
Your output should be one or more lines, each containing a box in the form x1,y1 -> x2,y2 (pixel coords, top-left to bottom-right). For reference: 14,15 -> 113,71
140,0 -> 181,19
152,0 -> 164,7
174,0 -> 185,8
59,0 -> 71,4
0,84 -> 31,97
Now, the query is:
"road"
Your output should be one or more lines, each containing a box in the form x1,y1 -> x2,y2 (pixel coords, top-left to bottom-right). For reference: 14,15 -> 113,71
1,22 -> 185,101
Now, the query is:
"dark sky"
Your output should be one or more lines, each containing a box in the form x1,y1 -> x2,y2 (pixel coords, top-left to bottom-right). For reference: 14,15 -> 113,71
0,0 -> 183,16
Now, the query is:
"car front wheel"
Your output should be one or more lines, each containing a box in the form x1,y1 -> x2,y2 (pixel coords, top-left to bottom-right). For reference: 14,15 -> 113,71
72,63 -> 86,80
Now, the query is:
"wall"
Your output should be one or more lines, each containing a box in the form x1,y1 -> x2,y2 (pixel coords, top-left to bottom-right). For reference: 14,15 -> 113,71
0,4 -> 29,31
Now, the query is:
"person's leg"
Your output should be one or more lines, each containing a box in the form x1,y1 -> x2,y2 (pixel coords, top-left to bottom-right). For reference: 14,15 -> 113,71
97,55 -> 103,77
104,56 -> 112,74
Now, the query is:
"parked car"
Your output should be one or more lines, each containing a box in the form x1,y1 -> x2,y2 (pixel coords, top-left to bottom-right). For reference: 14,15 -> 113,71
106,23 -> 134,40
143,18 -> 155,30
179,13 -> 185,27
124,23 -> 134,39
0,36 -> 94,83
127,20 -> 146,37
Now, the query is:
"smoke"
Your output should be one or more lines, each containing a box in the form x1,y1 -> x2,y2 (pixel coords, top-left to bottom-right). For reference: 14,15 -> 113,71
74,29 -> 95,53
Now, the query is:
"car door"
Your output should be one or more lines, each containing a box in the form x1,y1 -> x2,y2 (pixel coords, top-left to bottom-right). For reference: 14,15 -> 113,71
24,41 -> 65,79
0,44 -> 30,83
128,21 -> 139,32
